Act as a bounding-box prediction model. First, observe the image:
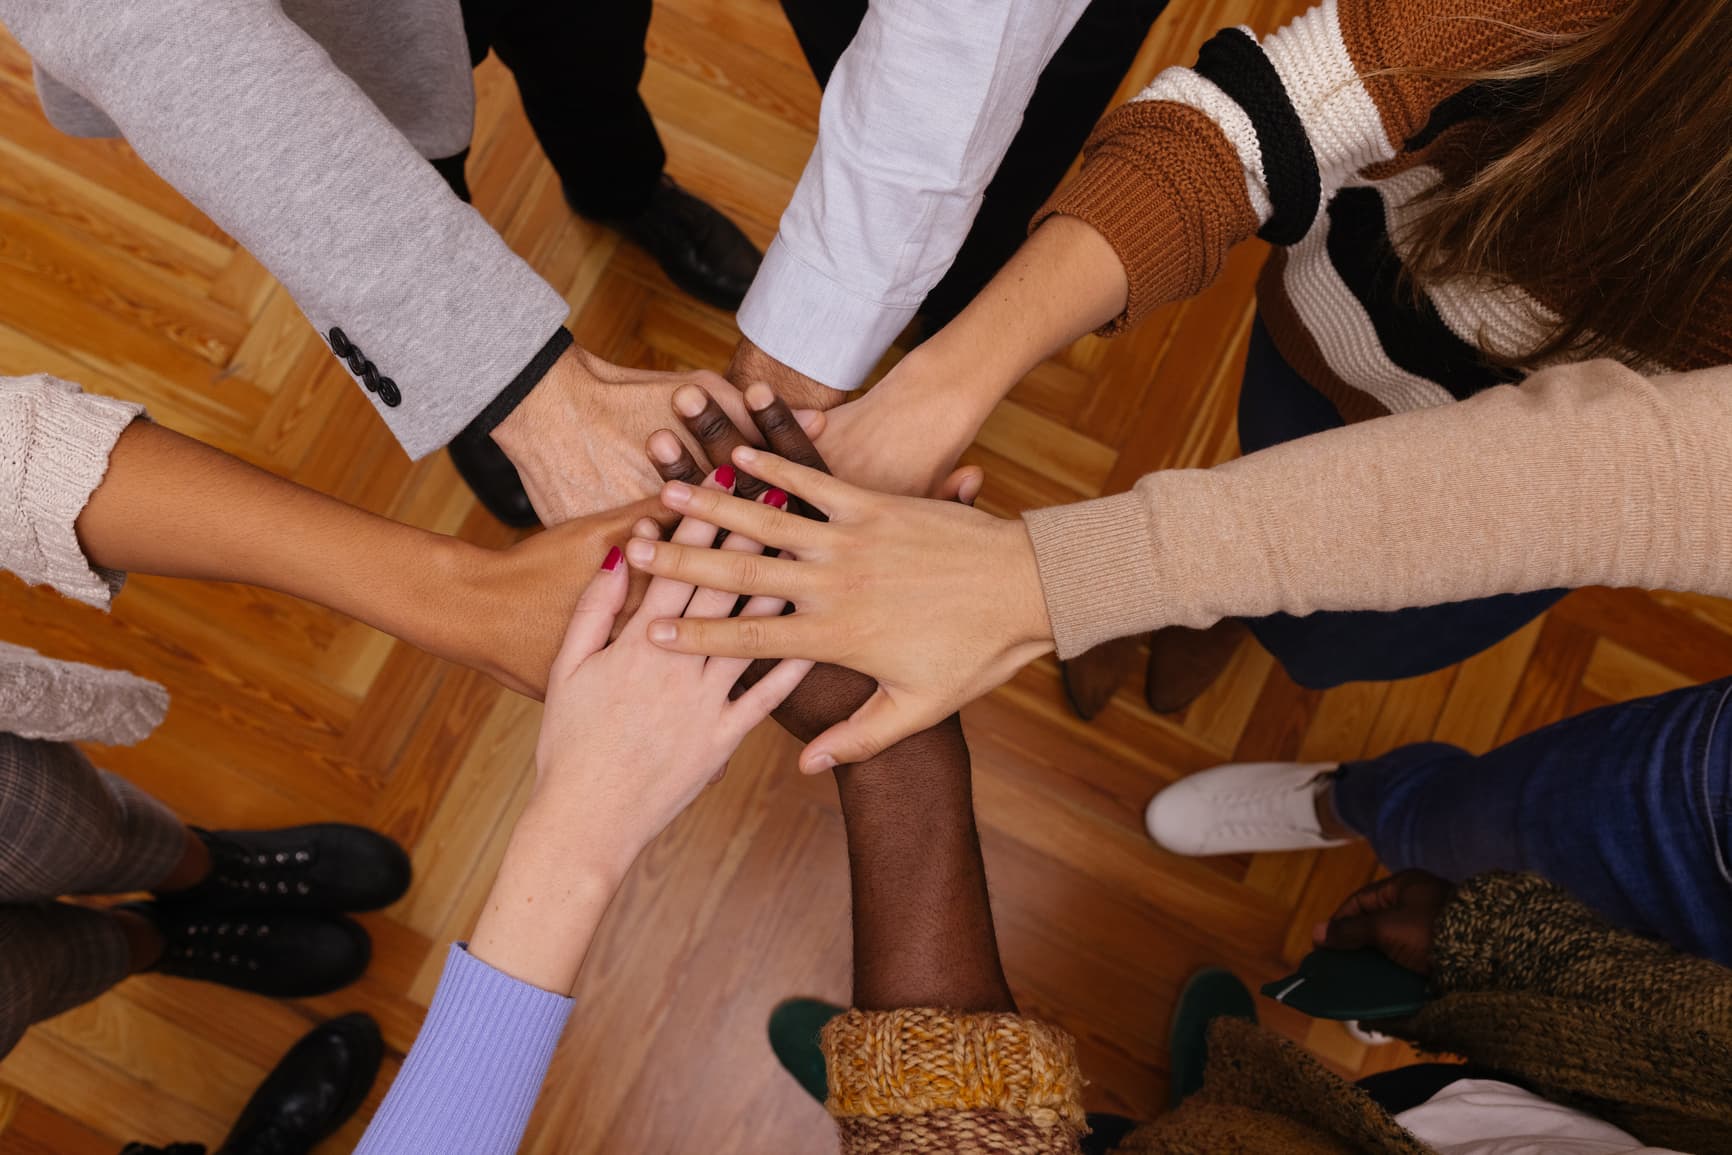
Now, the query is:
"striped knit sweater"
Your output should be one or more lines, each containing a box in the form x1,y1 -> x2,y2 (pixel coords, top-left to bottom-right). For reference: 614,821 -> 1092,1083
1044,0 -> 1731,421
1019,0 -> 1732,660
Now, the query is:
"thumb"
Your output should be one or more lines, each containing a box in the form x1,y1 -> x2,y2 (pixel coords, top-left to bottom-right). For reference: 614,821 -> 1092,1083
552,548 -> 629,682
933,465 -> 985,506
793,408 -> 828,440
800,686 -> 925,773
1320,912 -> 1379,953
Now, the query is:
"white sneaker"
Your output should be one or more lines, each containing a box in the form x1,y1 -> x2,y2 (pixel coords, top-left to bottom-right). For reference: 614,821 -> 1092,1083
1144,761 -> 1351,856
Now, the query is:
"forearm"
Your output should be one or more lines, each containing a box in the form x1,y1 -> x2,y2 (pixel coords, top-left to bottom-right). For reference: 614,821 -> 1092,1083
869,216 -> 1127,447
1026,359 -> 1732,658
468,796 -> 624,996
76,421 -> 484,658
737,0 -> 1093,390
835,716 -> 1013,1013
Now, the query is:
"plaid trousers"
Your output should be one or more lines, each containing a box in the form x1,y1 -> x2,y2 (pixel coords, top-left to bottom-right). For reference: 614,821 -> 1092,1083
0,733 -> 185,1056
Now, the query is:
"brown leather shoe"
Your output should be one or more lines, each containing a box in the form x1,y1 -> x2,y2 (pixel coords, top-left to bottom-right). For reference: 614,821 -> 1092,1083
1145,620 -> 1250,714
1060,635 -> 1145,721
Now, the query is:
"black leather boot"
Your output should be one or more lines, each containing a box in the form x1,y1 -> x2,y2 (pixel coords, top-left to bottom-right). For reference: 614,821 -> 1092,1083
164,824 -> 411,914
127,902 -> 371,999
597,175 -> 762,311
215,1013 -> 384,1155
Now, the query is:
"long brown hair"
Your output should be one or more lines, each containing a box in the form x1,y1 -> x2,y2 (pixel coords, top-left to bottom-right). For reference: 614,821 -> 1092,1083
1400,0 -> 1732,370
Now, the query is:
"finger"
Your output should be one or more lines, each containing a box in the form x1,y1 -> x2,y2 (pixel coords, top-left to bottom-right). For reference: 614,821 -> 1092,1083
646,607 -> 817,660
1327,875 -> 1403,924
683,524 -> 775,621
631,538 -> 810,606
551,547 -> 629,682
744,384 -> 833,521
632,517 -> 661,540
799,687 -> 937,774
675,384 -> 767,499
633,469 -> 732,621
794,408 -> 827,440
730,447 -> 858,520
933,465 -> 985,506
705,589 -> 797,688
656,480 -> 819,554
1320,912 -> 1378,954
727,657 -> 816,733
647,427 -> 707,487
745,383 -> 831,476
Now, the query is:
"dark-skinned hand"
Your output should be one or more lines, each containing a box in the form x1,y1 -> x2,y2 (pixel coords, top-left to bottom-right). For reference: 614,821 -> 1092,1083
1315,869 -> 1457,976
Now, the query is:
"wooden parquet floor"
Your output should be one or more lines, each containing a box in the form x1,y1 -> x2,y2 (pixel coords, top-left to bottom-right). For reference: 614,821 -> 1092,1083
2,2 -> 1730,1151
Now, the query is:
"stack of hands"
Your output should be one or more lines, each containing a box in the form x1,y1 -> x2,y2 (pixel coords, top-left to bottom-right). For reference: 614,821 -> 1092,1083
473,370 -> 1457,998
467,366 -> 1029,992
474,346 -> 1056,772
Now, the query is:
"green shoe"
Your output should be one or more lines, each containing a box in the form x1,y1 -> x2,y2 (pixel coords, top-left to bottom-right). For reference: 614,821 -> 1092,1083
768,998 -> 846,1104
1168,967 -> 1257,1108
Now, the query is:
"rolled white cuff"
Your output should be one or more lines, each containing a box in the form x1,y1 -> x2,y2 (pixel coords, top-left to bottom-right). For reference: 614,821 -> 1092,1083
737,236 -> 918,392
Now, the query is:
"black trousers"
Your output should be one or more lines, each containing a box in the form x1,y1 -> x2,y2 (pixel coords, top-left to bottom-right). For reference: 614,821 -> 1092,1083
457,0 -> 667,219
779,0 -> 1169,329
450,0 -> 1167,312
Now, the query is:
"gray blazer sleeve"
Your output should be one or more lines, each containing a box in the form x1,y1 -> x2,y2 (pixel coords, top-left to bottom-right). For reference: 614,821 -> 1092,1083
1,0 -> 571,459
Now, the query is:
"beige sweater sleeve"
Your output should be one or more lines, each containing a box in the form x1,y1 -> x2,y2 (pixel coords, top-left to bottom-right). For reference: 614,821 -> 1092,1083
1024,359 -> 1732,658
0,373 -> 143,609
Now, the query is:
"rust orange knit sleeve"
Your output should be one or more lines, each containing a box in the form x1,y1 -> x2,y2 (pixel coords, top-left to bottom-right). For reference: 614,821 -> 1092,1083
821,1007 -> 1087,1154
1034,101 -> 1258,335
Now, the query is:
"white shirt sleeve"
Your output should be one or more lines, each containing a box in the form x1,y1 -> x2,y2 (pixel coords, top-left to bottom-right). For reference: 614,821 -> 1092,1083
737,0 -> 1093,390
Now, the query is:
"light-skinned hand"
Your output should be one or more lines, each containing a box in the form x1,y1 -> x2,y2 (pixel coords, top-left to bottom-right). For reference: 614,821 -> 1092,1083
470,469 -> 812,993
493,345 -> 803,525
624,447 -> 1054,772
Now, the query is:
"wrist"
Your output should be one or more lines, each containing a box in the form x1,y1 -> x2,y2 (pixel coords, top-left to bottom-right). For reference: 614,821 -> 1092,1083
727,337 -> 848,412
1000,518 -> 1056,652
471,811 -> 623,994
490,346 -> 590,461
520,782 -> 645,884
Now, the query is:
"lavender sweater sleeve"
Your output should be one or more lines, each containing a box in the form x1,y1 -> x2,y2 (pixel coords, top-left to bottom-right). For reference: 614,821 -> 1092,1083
357,945 -> 573,1155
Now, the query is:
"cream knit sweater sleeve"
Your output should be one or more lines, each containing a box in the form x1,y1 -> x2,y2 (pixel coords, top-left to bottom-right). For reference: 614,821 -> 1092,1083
1,373 -> 143,609
1024,359 -> 1732,658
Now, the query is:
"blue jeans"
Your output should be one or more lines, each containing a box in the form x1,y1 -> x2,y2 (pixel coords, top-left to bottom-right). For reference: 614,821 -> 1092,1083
1236,317 -> 1567,688
1333,678 -> 1732,964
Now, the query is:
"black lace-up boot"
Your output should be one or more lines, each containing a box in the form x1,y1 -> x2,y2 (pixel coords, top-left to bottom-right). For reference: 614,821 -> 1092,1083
123,902 -> 371,998
162,824 -> 411,914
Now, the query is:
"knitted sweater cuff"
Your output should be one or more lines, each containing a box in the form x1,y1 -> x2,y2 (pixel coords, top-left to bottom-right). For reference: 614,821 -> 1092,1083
2,375 -> 144,609
821,1008 -> 1086,1130
1024,491 -> 1166,659
1430,872 -> 1593,995
1032,101 -> 1258,335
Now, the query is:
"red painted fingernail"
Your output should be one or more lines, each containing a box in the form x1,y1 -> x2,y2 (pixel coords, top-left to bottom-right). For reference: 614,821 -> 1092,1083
601,546 -> 622,572
764,488 -> 788,509
715,464 -> 736,489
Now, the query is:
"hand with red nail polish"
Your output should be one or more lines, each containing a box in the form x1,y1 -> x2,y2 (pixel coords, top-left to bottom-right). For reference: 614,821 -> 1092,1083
471,467 -> 814,993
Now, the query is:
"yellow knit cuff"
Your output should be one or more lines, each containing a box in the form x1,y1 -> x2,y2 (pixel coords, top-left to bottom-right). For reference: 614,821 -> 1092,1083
821,1009 -> 1087,1129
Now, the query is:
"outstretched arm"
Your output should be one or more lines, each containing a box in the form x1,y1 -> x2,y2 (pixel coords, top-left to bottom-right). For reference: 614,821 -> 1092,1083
1,0 -> 753,520
358,481 -> 811,1155
648,388 -> 1083,1154
3,373 -> 656,698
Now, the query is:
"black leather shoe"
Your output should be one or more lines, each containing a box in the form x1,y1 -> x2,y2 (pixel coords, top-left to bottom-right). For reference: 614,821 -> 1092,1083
127,902 -> 371,999
215,1013 -> 384,1155
596,176 -> 762,311
448,432 -> 540,529
165,825 -> 411,914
